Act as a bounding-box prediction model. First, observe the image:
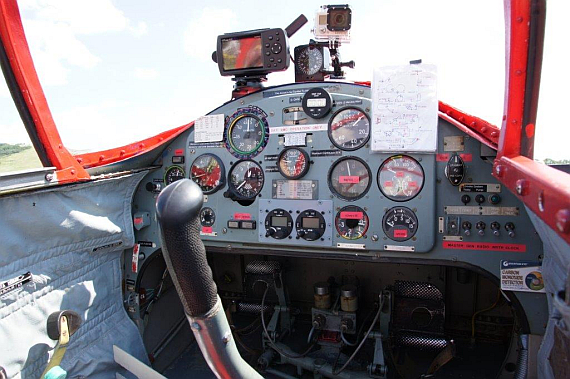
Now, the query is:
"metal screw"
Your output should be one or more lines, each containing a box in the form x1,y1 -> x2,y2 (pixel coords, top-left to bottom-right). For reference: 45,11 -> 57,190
222,332 -> 232,345
191,322 -> 201,330
45,173 -> 54,182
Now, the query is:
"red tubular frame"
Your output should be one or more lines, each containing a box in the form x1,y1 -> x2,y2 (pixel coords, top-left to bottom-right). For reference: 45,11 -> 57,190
1,0 -> 568,242
0,0 -> 89,182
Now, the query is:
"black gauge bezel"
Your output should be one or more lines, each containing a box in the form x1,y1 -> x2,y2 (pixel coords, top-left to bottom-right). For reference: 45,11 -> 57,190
296,46 -> 324,76
199,207 -> 216,227
335,205 -> 369,240
277,147 -> 310,180
382,206 -> 418,242
377,155 -> 425,202
224,106 -> 270,159
328,107 -> 371,151
327,156 -> 372,201
302,87 -> 332,119
190,153 -> 226,195
295,209 -> 326,241
227,159 -> 265,200
164,165 -> 185,185
264,208 -> 293,239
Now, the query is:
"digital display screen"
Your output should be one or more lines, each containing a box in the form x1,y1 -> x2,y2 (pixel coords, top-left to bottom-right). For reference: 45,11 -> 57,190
302,217 -> 320,229
222,36 -> 263,71
307,98 -> 326,107
271,216 -> 288,227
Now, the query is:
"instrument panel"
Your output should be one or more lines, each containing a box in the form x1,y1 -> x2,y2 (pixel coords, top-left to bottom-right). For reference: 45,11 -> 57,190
133,82 -> 543,279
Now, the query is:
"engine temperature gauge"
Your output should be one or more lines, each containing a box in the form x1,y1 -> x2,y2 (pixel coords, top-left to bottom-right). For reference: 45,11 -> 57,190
164,166 -> 185,185
335,206 -> 369,240
378,155 -> 424,201
278,147 -> 310,179
382,207 -> 418,242
190,154 -> 225,194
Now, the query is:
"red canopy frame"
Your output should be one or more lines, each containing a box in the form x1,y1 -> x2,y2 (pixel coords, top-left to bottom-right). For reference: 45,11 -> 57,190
1,0 -> 568,242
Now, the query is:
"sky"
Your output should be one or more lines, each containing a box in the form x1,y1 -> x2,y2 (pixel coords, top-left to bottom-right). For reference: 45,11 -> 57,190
0,0 -> 568,160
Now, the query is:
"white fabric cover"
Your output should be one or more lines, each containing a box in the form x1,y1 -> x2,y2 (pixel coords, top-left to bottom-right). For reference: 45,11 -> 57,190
0,172 -> 148,378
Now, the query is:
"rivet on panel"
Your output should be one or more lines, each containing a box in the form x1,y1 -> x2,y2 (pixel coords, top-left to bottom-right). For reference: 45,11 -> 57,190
120,150 -> 126,156
515,70 -> 523,76
480,126 -> 487,133
99,155 -> 105,162
516,16 -> 523,23
515,179 -> 528,196
490,131 -> 498,138
495,165 -> 503,177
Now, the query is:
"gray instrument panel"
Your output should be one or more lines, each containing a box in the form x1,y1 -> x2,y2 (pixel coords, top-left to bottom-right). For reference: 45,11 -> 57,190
130,82 -> 545,332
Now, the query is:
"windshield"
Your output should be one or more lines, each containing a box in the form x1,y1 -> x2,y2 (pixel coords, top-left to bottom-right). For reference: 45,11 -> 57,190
0,0 -> 566,165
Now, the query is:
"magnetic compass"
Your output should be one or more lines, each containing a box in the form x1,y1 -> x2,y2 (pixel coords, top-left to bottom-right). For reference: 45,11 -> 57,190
294,45 -> 326,82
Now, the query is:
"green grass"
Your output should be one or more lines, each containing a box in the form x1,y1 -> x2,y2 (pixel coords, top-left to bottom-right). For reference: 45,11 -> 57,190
0,145 -> 43,174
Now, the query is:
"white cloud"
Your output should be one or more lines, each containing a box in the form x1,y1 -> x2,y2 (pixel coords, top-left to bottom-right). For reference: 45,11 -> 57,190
133,67 -> 158,80
184,8 -> 237,61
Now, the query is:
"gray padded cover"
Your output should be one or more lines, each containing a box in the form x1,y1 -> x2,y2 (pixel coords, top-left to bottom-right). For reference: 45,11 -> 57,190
0,172 -> 148,378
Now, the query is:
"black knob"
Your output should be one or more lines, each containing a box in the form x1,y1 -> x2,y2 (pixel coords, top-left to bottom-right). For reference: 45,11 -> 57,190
475,194 -> 486,205
476,221 -> 486,236
461,195 -> 471,205
265,228 -> 276,238
462,221 -> 472,236
505,222 -> 516,238
491,221 -> 501,236
146,182 -> 161,192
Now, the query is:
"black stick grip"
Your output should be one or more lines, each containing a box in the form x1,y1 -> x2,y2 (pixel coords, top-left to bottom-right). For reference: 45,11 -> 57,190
156,179 -> 218,317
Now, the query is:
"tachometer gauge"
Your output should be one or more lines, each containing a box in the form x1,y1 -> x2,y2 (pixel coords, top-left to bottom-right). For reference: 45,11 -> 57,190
164,165 -> 185,185
297,46 -> 323,76
225,106 -> 269,159
328,157 -> 371,201
382,206 -> 418,242
278,147 -> 310,179
378,155 -> 424,201
190,154 -> 225,194
227,160 -> 264,199
328,107 -> 370,151
335,206 -> 369,240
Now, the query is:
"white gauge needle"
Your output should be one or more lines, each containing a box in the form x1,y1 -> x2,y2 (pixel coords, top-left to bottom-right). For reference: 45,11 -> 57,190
347,162 -> 351,176
237,181 -> 246,190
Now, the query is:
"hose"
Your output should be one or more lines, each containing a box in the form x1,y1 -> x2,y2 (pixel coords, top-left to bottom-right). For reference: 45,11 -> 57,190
333,294 -> 385,375
261,284 -> 317,359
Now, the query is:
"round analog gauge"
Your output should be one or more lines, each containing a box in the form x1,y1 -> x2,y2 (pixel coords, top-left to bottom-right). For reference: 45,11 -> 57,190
190,154 -> 225,194
200,207 -> 216,227
164,165 -> 185,185
225,107 -> 269,158
335,206 -> 369,240
382,207 -> 418,242
329,108 -> 370,151
228,160 -> 264,199
328,157 -> 372,201
378,155 -> 424,201
278,147 -> 310,179
264,209 -> 293,239
297,47 -> 323,75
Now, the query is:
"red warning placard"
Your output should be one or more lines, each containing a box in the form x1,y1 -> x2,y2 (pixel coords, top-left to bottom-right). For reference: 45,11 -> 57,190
340,212 -> 363,219
233,213 -> 251,220
394,229 -> 408,238
339,176 -> 360,184
443,241 -> 526,252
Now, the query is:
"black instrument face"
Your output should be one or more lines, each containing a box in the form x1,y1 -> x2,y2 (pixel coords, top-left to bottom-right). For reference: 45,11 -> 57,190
228,160 -> 264,199
382,206 -> 418,242
225,107 -> 269,159
302,87 -> 332,119
378,155 -> 424,202
200,207 -> 216,227
328,157 -> 372,201
190,154 -> 225,194
297,46 -> 323,75
264,209 -> 293,239
329,107 -> 370,151
296,209 -> 326,241
335,205 -> 369,240
164,165 -> 185,185
278,147 -> 310,179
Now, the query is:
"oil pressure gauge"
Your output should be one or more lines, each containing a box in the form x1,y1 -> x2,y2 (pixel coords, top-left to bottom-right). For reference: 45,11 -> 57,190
382,206 -> 418,242
278,147 -> 310,179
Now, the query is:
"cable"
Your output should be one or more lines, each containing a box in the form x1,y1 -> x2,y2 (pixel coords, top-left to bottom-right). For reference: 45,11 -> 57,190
261,284 -> 317,359
307,325 -> 316,344
340,329 -> 357,346
471,288 -> 502,338
333,294 -> 385,375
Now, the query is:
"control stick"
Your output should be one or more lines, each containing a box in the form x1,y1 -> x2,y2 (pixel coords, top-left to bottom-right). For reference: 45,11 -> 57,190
156,179 -> 261,379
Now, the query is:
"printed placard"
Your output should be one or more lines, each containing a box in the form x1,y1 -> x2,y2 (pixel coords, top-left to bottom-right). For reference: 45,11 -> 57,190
500,261 -> 545,293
